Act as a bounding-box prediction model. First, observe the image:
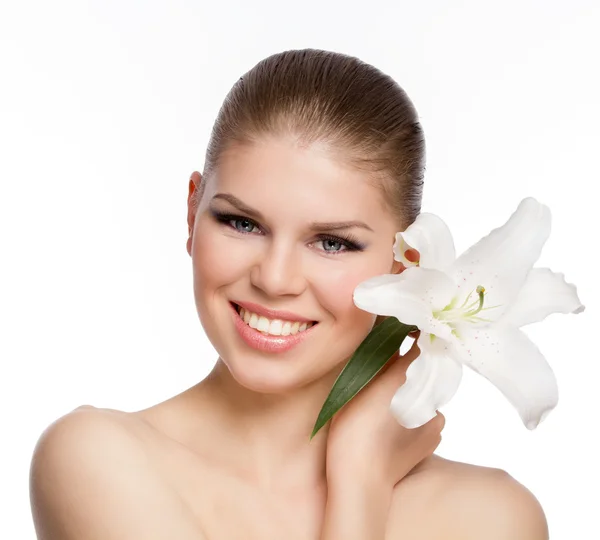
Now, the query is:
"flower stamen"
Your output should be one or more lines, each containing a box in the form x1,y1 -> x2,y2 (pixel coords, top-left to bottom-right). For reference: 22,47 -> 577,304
404,248 -> 420,263
433,285 -> 497,325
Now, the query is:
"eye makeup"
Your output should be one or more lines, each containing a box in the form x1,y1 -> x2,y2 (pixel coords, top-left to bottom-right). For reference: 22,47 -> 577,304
208,208 -> 367,254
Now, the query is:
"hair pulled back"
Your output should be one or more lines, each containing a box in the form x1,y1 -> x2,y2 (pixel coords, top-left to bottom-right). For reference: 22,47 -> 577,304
197,48 -> 425,230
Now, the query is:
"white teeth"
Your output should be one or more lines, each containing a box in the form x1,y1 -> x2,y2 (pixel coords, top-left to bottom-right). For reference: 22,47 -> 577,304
236,304 -> 315,336
249,313 -> 258,329
256,316 -> 270,332
268,320 -> 283,335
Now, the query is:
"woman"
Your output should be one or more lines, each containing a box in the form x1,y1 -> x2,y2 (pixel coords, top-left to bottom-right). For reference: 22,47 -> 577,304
29,48 -> 549,539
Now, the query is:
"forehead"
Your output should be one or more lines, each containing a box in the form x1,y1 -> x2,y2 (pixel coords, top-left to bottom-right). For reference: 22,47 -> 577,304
211,138 -> 391,224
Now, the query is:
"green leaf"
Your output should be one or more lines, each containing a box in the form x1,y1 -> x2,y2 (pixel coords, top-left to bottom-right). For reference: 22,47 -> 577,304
310,317 -> 418,440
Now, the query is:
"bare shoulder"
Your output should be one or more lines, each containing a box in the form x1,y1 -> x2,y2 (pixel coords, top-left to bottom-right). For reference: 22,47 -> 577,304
29,405 -> 205,540
388,455 -> 549,540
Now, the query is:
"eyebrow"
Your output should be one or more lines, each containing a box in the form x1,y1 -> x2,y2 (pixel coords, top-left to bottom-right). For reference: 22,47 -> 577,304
211,193 -> 375,233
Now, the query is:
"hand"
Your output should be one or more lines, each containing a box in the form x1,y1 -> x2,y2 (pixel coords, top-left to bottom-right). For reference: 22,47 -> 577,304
325,331 -> 445,489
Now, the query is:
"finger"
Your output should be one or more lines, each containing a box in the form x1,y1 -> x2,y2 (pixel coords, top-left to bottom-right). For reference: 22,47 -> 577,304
436,411 -> 446,431
372,331 -> 422,386
380,336 -> 424,388
399,331 -> 421,362
380,345 -> 405,370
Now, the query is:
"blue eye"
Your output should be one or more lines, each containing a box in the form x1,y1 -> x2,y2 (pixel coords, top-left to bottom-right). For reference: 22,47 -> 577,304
209,209 -> 366,255
232,217 -> 257,233
319,238 -> 345,253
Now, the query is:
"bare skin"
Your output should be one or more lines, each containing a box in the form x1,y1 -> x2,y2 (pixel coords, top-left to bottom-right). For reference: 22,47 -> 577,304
30,137 -> 549,539
31,398 -> 544,540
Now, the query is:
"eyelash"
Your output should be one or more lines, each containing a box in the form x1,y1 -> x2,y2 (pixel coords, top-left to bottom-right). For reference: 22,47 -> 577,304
210,210 -> 366,254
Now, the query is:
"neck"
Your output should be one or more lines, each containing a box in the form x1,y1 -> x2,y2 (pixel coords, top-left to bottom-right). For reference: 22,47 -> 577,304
191,357 -> 345,493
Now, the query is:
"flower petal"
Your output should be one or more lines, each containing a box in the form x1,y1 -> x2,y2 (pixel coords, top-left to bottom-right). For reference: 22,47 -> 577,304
393,212 -> 456,271
353,267 -> 456,339
450,197 -> 551,323
390,333 -> 463,428
448,322 -> 558,429
500,267 -> 585,327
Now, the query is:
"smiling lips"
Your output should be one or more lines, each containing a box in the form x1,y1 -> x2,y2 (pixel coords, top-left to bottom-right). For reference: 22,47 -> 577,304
233,300 -> 316,323
230,302 -> 318,353
235,303 -> 316,335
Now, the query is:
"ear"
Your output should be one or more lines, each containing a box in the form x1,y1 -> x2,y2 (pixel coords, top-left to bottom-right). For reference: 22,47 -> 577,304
187,171 -> 204,257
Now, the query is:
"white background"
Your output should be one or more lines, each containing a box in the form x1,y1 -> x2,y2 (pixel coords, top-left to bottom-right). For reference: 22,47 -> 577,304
1,0 -> 598,538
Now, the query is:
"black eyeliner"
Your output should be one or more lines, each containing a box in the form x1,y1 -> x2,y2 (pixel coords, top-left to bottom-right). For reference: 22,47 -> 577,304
316,233 -> 365,252
209,208 -> 366,253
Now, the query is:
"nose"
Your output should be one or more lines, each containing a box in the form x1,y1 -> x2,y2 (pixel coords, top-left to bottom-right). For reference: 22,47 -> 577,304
250,238 -> 306,297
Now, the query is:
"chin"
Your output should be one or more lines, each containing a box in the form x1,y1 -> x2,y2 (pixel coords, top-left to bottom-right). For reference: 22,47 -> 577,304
218,341 -> 348,396
219,352 -> 311,394
204,299 -> 373,394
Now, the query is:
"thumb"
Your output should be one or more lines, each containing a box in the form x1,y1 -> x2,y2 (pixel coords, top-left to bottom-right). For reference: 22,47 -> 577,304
379,331 -> 421,380
401,330 -> 421,362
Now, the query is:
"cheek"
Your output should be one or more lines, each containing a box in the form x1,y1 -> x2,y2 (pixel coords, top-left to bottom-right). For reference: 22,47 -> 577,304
190,227 -> 257,345
310,262 -> 382,327
191,227 -> 253,290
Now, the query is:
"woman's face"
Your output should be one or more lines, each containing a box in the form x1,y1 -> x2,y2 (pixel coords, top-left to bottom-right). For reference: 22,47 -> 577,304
187,136 -> 405,393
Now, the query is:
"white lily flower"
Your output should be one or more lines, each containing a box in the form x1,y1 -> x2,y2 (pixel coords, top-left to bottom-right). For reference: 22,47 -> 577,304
353,197 -> 585,430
